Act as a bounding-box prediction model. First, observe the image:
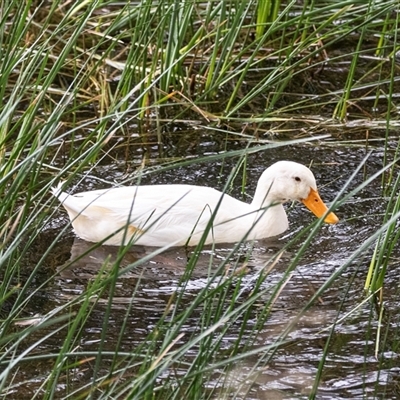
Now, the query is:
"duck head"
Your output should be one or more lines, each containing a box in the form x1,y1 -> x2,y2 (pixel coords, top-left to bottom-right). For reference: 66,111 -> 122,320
254,161 -> 339,224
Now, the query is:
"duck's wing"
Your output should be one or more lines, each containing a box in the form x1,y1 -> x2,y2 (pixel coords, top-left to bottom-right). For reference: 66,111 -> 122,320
93,185 -> 236,230
53,184 -> 238,243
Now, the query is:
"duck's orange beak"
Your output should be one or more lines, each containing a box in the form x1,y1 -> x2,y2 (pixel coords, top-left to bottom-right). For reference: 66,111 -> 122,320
301,188 -> 339,224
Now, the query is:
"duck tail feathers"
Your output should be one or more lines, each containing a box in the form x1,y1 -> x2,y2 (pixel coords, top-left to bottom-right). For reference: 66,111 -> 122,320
51,181 -> 69,202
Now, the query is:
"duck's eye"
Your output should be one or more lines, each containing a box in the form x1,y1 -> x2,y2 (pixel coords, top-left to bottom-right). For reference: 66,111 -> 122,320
294,176 -> 301,182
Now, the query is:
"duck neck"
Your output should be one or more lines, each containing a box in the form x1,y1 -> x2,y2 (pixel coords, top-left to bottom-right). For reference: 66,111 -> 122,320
250,179 -> 288,238
251,180 -> 277,210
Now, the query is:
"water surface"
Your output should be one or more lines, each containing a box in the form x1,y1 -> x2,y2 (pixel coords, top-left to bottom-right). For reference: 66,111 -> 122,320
8,140 -> 399,399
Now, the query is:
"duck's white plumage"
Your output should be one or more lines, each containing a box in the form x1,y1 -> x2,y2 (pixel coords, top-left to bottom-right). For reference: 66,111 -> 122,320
52,161 -> 338,247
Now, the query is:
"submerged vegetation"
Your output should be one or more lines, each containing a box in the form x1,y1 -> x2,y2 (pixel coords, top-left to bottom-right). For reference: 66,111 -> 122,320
0,0 -> 399,398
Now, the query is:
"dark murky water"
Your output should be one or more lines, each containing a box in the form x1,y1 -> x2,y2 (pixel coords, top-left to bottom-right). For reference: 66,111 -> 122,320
6,138 -> 400,399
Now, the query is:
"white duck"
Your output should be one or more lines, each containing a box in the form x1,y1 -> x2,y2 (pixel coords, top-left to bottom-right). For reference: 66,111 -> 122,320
52,161 -> 338,247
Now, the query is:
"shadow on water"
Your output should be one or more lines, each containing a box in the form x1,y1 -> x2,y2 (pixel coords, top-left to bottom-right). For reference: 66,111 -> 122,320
6,143 -> 400,399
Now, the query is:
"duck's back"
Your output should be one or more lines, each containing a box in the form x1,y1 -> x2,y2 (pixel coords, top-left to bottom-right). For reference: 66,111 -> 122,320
53,184 -> 251,246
